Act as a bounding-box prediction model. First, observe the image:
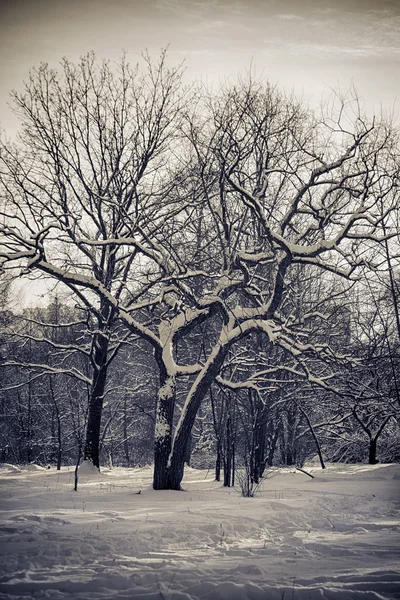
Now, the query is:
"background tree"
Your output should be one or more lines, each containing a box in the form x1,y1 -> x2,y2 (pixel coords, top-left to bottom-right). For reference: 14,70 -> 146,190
0,50 -> 187,469
0,299 -> 91,464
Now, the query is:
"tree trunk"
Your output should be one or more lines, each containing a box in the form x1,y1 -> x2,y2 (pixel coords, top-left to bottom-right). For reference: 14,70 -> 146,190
26,380 -> 33,463
123,396 -> 130,466
266,425 -> 280,466
153,373 -> 176,489
83,332 -> 109,469
224,456 -> 231,487
231,444 -> 235,487
167,345 -> 227,490
368,437 -> 378,465
298,404 -> 325,470
210,387 -> 223,482
253,412 -> 267,483
215,441 -> 222,481
49,376 -> 62,470
224,415 -> 233,487
55,406 -> 62,470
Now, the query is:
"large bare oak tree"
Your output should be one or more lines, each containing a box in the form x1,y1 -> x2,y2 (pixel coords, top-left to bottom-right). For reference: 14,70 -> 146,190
1,55 -> 398,488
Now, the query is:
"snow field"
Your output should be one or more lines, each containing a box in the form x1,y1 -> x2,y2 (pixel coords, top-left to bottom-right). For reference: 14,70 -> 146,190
0,463 -> 399,599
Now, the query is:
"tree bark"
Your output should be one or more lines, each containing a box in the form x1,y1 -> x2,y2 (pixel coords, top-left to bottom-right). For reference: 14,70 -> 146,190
368,437 -> 378,465
266,425 -> 280,466
252,407 -> 267,483
49,376 -> 62,470
215,442 -> 222,481
298,404 -> 326,469
83,332 -> 109,469
224,415 -> 233,487
167,345 -> 227,490
231,444 -> 235,487
153,371 -> 176,490
123,396 -> 130,466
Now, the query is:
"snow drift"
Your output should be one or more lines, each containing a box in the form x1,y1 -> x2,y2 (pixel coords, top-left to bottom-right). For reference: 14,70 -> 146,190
0,463 -> 399,599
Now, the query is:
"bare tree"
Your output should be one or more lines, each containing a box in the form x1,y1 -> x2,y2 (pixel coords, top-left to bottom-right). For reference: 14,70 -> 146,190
158,83 -> 398,488
0,299 -> 92,465
0,51 -> 187,469
1,64 -> 398,489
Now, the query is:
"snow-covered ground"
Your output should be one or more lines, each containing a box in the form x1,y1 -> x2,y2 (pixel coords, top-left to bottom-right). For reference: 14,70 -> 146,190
0,462 -> 399,599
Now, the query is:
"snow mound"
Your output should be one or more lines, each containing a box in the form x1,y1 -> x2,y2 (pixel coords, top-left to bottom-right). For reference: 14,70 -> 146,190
78,460 -> 101,475
20,463 -> 45,471
0,463 -> 21,473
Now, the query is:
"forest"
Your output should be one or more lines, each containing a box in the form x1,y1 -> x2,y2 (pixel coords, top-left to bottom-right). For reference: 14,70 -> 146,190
0,51 -> 399,494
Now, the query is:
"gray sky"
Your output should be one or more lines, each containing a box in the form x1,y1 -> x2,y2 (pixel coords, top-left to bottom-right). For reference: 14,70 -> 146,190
0,0 -> 399,137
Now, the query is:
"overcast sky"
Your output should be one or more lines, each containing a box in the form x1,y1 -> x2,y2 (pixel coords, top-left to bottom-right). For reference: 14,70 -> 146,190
1,0 -> 399,136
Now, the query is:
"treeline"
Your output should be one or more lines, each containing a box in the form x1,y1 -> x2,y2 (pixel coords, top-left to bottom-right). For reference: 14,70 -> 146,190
1,269 -> 398,482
